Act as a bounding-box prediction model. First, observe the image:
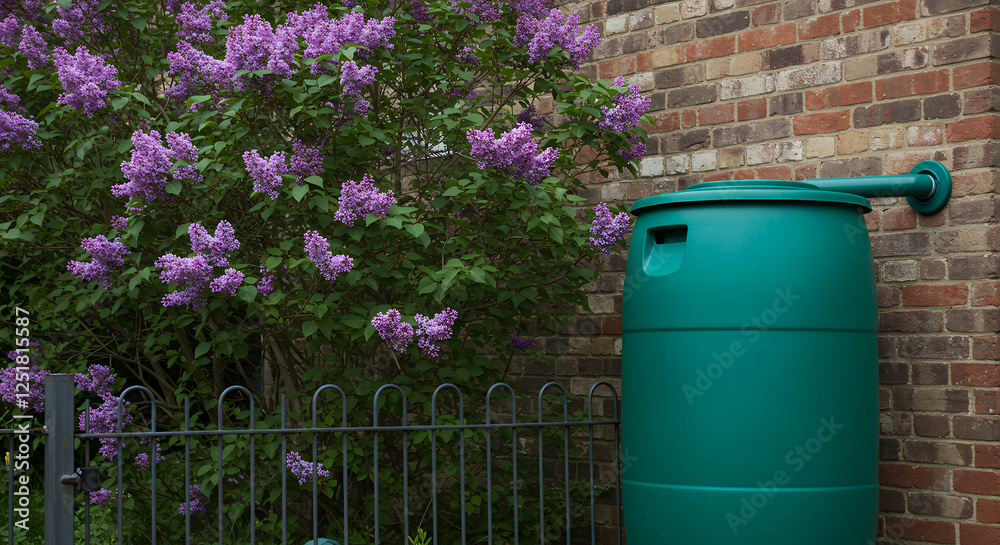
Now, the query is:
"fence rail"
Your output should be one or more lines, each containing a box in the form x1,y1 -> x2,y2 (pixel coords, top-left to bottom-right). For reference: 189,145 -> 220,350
3,375 -> 623,545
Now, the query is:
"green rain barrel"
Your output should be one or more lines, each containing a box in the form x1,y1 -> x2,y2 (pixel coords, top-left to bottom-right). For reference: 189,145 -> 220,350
621,181 -> 878,544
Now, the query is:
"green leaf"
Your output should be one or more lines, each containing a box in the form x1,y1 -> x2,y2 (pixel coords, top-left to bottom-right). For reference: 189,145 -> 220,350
405,223 -> 425,238
195,342 -> 211,358
237,285 -> 256,303
290,184 -> 309,202
129,17 -> 147,30
302,321 -> 319,337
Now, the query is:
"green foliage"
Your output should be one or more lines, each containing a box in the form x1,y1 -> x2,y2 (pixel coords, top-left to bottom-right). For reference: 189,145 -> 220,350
1,0 -> 640,542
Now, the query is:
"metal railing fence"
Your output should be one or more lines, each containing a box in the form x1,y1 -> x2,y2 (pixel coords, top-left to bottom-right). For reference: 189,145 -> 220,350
3,374 -> 622,545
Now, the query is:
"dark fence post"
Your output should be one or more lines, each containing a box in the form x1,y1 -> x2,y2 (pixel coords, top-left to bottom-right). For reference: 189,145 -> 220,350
44,374 -> 74,545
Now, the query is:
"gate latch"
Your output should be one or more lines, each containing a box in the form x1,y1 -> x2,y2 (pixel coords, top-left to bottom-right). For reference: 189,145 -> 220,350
61,467 -> 102,492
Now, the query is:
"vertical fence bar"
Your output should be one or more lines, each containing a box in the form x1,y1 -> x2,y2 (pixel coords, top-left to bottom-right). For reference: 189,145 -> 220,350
373,385 -> 407,545
249,401 -> 256,545
184,397 -> 191,545
84,400 -> 91,545
44,374 -> 74,545
281,397 -> 287,545
485,384 -> 516,545
150,398 -> 158,545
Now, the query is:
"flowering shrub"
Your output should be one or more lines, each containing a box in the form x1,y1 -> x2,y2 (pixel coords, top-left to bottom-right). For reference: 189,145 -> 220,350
0,0 -> 648,541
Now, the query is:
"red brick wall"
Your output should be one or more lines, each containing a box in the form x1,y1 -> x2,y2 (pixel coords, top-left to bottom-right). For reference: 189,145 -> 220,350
535,0 -> 1000,542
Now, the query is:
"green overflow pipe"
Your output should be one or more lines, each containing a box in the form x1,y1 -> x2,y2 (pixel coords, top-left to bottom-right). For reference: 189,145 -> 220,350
806,159 -> 951,214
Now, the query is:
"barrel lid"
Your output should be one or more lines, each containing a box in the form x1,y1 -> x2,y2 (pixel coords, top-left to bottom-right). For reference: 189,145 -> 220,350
630,180 -> 873,214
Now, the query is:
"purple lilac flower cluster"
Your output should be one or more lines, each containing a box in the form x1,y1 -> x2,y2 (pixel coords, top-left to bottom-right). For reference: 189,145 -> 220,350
514,9 -> 601,69
414,308 -> 458,357
67,235 -> 130,289
371,309 -> 413,353
135,441 -> 166,469
224,14 -> 297,79
292,10 -> 396,73
588,203 -> 631,255
19,24 -> 49,70
516,104 -> 548,131
510,336 -> 537,350
286,451 -> 331,485
466,122 -> 559,187
110,215 -> 128,229
0,15 -> 17,47
303,231 -> 353,282
242,149 -> 288,199
256,263 -> 275,296
165,40 -> 234,102
340,61 -> 378,113
334,174 -> 395,226
617,132 -> 646,161
156,221 -> 242,308
599,76 -> 651,132
74,364 -> 134,460
89,488 -> 115,505
1,344 -> 46,413
53,0 -> 106,43
0,109 -> 40,152
409,0 -> 432,22
114,130 -> 202,204
52,46 -> 121,117
178,484 -> 206,514
175,0 -> 227,43
452,0 -> 500,24
290,139 -> 325,183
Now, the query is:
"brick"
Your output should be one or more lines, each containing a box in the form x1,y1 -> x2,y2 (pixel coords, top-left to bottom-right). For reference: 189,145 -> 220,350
907,491 -> 973,518
630,11 -> 654,31
698,103 -> 734,125
976,445 -> 1000,468
961,524 -> 1000,544
931,35 -> 1000,66
875,70 -> 949,100
820,29 -> 891,60
796,14 -> 838,40
706,53 -> 761,80
654,65 -> 703,89
937,228 -> 996,255
793,110 -> 850,135
655,129 -> 711,153
880,310 -> 943,332
921,258 -> 947,279
877,47 -> 929,74
923,0 -> 989,16
955,416 -> 1000,441
770,93 -> 803,115
955,62 -> 1000,90
881,411 -> 913,434
719,74 -> 775,99
757,165 -> 792,179
979,498 -> 1000,523
863,0 -> 916,29
920,211 -> 947,228
650,23 -> 695,47
804,136 -> 835,158
973,282 -> 1000,305
954,363 -> 1000,387
884,149 -> 948,176
718,147 -> 745,168
667,85 -> 718,108
664,155 -> 689,174
737,22 -> 796,52
909,388 -> 969,412
762,43 -> 819,70
737,97 -> 767,120
805,82 -> 872,110
745,140 -> 803,165
880,361 -> 909,383
854,99 -> 921,128
963,88 -> 999,115
924,94 -> 962,120
654,4 -> 680,24
783,0 -> 815,20
645,112 -> 680,133
686,36 -> 735,61
776,62 -> 842,92
914,414 -> 950,437
897,335 -> 970,359
971,8 -> 1000,33
906,124 -> 943,146
691,150 -> 717,171
953,171 -> 1000,198
607,0 -> 650,16
879,463 -> 951,490
878,285 -> 901,306
914,362 -> 949,385
751,4 -> 780,26
821,156 -> 883,179
948,116 -> 1000,143
637,47 -> 684,72
695,10 -> 750,37
712,118 -> 791,146
837,131 -> 870,154
973,336 -> 1000,360
881,489 -> 905,512
599,56 -> 637,79
882,437 -> 902,460
842,8 -> 861,32
975,389 -> 1000,415
881,517 -> 955,543
622,33 -> 650,54
681,109 -> 697,128
956,469 -> 1000,495
954,143 -> 1000,170
901,284 -> 969,306
870,126 -> 905,151
950,255 -> 1000,280
680,0 -> 708,18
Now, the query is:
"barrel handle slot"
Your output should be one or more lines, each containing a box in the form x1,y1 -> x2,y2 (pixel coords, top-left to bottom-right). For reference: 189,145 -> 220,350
644,225 -> 687,277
